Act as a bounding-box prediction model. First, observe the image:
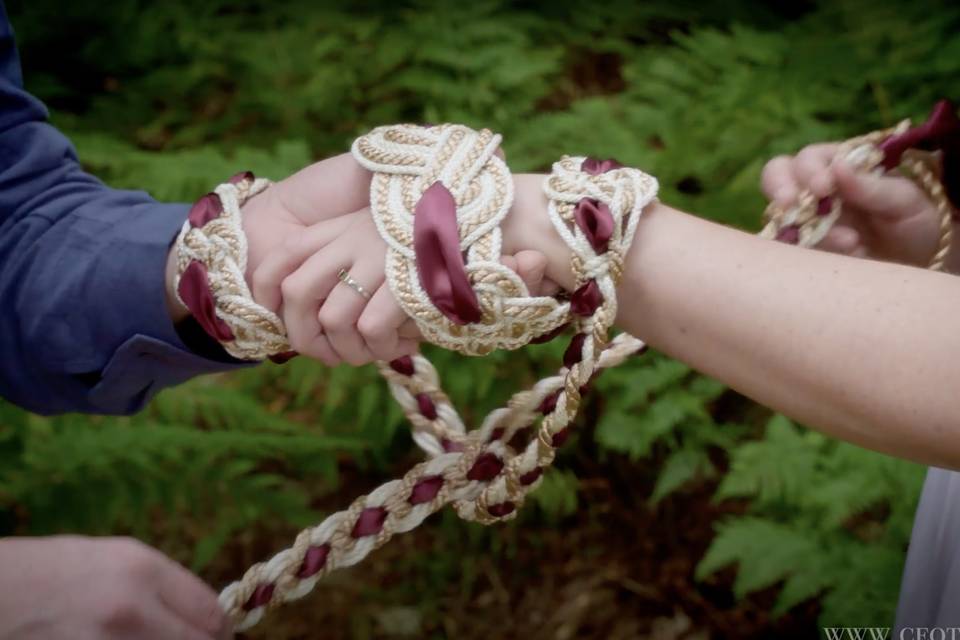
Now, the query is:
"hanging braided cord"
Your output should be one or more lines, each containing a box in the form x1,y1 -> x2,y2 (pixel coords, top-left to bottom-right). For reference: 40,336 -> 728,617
205,118 -> 955,631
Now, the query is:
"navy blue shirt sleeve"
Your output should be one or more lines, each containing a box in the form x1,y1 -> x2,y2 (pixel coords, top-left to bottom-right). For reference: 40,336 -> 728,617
0,4 -> 250,416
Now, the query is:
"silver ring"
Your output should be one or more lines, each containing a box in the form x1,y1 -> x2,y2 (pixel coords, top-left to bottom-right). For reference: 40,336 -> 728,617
337,268 -> 372,300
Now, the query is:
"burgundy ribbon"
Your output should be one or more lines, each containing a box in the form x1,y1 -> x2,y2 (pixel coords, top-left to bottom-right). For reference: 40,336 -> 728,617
413,182 -> 482,324
177,260 -> 235,341
573,198 -> 614,254
581,157 -> 623,175
187,193 -> 223,228
570,280 -> 603,317
229,170 -> 254,185
878,99 -> 960,209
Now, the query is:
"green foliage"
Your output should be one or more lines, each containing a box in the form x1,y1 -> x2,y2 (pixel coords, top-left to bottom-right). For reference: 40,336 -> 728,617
698,416 -> 924,625
529,468 -> 580,521
0,376 -> 369,570
596,351 -> 738,504
3,0 -> 954,632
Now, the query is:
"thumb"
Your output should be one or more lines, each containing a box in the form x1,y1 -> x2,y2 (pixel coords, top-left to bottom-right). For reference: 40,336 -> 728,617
502,250 -> 560,296
832,160 -> 927,221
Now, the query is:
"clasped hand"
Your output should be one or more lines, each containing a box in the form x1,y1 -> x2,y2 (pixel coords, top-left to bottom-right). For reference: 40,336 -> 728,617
241,154 -> 561,366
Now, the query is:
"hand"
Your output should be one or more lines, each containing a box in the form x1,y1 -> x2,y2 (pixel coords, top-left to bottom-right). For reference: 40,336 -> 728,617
0,536 -> 230,640
762,143 -> 958,269
165,153 -> 372,324
252,201 -> 558,366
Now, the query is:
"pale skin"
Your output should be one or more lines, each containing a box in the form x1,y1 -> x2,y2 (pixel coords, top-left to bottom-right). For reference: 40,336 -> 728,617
0,536 -> 232,639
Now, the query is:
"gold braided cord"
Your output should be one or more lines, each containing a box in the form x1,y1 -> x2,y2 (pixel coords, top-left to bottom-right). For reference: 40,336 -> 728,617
174,176 -> 291,360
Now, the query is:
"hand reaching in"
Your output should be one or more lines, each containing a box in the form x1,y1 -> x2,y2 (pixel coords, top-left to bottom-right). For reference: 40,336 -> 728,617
0,536 -> 230,640
762,143 -> 957,269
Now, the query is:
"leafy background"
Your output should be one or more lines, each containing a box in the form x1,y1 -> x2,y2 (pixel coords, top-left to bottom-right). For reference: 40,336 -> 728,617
3,0 -> 958,637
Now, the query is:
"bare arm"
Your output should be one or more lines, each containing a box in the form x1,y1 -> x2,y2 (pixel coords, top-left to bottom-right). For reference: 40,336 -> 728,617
507,174 -> 960,469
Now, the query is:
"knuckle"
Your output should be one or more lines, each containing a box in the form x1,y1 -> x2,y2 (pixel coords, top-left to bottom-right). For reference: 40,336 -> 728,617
317,305 -> 351,329
279,275 -> 302,301
762,155 -> 792,177
357,315 -> 389,341
98,592 -> 146,632
796,145 -> 827,167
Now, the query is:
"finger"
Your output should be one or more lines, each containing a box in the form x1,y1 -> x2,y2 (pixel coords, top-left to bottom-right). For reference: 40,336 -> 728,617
815,225 -> 860,255
509,250 -> 548,295
792,143 -> 838,197
280,248 -> 344,361
319,258 -> 383,366
305,330 -> 342,368
154,559 -> 231,639
251,215 -> 355,312
357,282 -> 414,361
275,153 -> 372,225
761,156 -> 800,206
850,244 -> 869,259
832,160 -> 926,221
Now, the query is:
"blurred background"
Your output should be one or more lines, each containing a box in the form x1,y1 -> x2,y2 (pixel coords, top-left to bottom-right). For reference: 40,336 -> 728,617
2,0 -> 958,637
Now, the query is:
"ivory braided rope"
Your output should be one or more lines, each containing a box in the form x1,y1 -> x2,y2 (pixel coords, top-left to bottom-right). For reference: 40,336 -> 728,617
353,124 -> 573,354
201,120 -> 955,631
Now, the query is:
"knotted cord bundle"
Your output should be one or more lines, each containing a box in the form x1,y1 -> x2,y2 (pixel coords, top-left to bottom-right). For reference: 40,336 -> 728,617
170,104 -> 958,632
218,126 -> 658,630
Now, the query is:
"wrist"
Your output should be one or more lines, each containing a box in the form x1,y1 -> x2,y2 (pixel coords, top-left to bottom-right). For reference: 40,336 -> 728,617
239,184 -> 281,284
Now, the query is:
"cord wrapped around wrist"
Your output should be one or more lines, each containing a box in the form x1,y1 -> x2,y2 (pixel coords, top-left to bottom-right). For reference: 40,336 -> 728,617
173,172 -> 291,360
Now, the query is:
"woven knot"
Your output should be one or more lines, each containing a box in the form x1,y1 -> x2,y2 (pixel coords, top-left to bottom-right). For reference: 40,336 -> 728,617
352,124 -> 571,355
